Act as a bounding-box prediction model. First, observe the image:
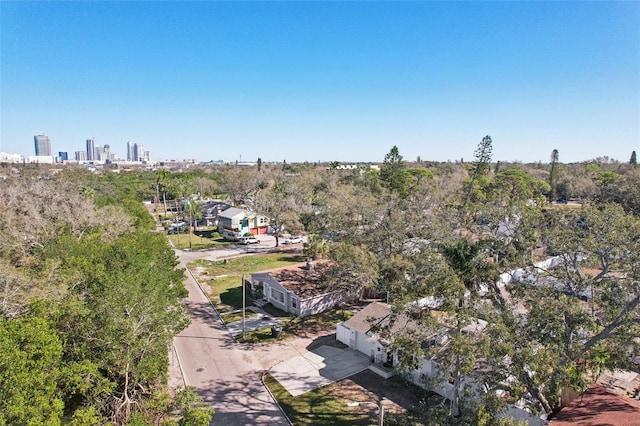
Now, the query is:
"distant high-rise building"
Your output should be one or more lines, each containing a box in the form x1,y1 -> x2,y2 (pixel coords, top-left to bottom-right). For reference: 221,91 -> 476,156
86,138 -> 96,161
75,151 -> 87,161
134,143 -> 144,162
34,134 -> 51,156
58,152 -> 68,161
127,141 -> 135,161
103,144 -> 111,161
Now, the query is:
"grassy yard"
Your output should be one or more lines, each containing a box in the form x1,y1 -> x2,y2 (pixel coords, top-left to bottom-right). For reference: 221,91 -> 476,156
189,253 -> 307,313
264,374 -> 374,426
237,306 -> 355,343
264,370 -> 434,426
169,228 -> 235,250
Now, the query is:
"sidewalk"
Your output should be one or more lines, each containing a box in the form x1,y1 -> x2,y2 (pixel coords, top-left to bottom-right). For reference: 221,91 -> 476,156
224,306 -> 282,336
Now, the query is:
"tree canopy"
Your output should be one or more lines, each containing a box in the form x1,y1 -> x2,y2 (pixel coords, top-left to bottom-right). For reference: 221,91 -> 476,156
3,146 -> 639,424
0,171 -> 210,425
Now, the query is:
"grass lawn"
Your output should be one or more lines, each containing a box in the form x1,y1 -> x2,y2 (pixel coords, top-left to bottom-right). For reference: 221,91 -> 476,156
237,306 -> 355,343
264,374 -> 373,426
189,253 -> 307,313
169,228 -> 235,250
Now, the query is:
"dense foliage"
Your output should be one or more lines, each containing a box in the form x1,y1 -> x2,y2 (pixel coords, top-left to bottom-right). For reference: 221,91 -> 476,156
0,170 -> 211,425
2,148 -> 638,424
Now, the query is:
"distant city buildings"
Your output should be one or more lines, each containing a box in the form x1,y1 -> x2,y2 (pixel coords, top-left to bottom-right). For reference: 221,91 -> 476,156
1,134 -> 154,165
86,138 -> 96,161
0,152 -> 21,163
34,134 -> 51,156
127,141 -> 148,162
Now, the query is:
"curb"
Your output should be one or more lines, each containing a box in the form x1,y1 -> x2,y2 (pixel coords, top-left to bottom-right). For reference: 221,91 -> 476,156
261,369 -> 294,426
172,343 -> 188,388
184,265 -> 225,324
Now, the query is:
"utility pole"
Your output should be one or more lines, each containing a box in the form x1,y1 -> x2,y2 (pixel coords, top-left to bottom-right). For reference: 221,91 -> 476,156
242,274 -> 246,338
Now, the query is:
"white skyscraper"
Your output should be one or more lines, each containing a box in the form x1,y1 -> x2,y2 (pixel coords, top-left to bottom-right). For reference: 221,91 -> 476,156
127,141 -> 135,161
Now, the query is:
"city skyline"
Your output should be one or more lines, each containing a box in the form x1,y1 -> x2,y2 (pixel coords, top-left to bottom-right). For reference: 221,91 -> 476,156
1,2 -> 638,164
25,133 -> 151,163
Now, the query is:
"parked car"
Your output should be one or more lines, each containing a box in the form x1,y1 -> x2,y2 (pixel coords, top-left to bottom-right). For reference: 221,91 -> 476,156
283,236 -> 303,244
168,227 -> 186,235
167,222 -> 187,234
238,236 -> 260,245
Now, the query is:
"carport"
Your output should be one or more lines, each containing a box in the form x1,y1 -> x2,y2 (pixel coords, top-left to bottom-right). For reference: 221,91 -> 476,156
269,345 -> 370,396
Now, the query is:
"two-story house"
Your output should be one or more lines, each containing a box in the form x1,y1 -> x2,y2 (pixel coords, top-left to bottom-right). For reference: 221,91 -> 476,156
217,207 -> 269,240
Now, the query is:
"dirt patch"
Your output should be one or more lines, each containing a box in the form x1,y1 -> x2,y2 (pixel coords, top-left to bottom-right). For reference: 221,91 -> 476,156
323,369 -> 431,416
302,334 -> 430,416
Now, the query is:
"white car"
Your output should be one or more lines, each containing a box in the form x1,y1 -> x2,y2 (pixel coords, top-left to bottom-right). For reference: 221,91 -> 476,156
238,236 -> 260,245
283,236 -> 303,244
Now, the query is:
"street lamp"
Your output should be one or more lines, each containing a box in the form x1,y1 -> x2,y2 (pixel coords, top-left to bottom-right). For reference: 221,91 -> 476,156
347,400 -> 384,426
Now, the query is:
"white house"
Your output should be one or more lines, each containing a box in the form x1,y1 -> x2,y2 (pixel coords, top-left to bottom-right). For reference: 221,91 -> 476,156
249,262 -> 355,318
336,302 -> 458,383
336,302 -> 546,426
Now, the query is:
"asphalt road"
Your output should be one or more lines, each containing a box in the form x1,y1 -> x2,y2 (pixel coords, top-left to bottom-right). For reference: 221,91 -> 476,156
172,253 -> 290,425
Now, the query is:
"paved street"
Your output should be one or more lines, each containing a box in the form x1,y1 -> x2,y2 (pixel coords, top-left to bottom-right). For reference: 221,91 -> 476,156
174,233 -> 301,264
171,253 -> 290,426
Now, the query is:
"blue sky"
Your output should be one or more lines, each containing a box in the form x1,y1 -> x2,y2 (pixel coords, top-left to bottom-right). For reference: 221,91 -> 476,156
1,1 -> 638,163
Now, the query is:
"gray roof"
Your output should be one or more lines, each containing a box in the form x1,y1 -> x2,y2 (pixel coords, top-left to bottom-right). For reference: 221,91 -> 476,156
218,207 -> 246,219
342,302 -> 393,334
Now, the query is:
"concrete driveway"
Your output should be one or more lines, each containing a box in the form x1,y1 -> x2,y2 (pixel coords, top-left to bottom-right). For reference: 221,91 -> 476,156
269,345 -> 370,396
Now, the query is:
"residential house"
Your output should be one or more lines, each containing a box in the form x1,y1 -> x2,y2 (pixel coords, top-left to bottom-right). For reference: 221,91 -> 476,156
337,302 -> 460,382
336,301 -> 546,426
249,262 -> 355,318
217,207 -> 269,240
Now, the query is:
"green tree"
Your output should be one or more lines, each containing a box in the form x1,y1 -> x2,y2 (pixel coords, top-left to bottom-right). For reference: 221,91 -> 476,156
303,234 -> 330,260
52,231 -> 188,423
173,386 -> 215,426
630,150 -> 637,167
324,242 -> 380,299
155,168 -> 169,217
463,135 -> 493,207
0,170 -> 194,424
380,145 -> 408,197
406,168 -> 433,192
489,169 -> 550,209
0,314 -> 65,425
486,204 -> 640,415
253,172 -> 307,246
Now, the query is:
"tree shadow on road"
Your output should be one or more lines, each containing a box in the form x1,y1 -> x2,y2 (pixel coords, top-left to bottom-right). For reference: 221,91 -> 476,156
198,372 -> 289,426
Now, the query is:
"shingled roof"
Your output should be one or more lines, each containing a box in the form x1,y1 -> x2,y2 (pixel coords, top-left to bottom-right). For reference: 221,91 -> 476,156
550,385 -> 640,426
269,261 -> 332,299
